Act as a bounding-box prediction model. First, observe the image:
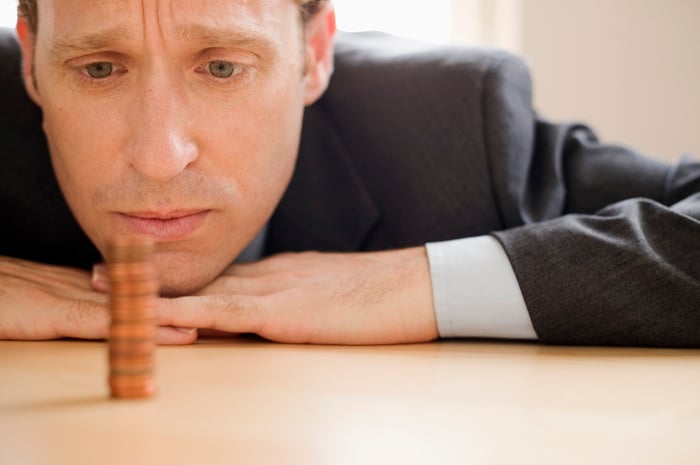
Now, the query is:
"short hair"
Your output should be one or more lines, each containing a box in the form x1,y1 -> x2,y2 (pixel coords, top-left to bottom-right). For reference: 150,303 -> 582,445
17,0 -> 328,35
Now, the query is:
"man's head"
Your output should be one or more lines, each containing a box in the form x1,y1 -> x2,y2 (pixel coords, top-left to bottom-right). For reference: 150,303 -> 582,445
15,0 -> 336,295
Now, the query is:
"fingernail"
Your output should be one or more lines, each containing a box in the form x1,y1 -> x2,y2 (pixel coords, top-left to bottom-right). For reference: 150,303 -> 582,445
175,327 -> 197,335
92,264 -> 109,288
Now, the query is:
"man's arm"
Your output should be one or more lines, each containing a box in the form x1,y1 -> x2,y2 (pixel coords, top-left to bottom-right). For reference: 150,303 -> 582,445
422,121 -> 700,347
494,191 -> 700,347
488,120 -> 700,347
152,247 -> 439,345
155,122 -> 699,348
0,255 -> 198,344
0,256 -> 108,340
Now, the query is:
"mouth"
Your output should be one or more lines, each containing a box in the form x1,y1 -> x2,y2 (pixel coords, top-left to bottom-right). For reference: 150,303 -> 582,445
115,210 -> 210,241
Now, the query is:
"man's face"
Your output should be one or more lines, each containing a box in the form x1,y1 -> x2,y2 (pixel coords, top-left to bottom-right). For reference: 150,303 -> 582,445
20,0 -> 329,295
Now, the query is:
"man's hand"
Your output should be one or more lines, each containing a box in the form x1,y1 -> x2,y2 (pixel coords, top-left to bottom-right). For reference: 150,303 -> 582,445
0,256 -> 196,344
157,247 -> 439,345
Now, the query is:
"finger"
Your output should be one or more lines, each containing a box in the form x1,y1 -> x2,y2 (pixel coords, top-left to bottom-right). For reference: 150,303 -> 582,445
90,264 -> 110,293
157,295 -> 265,335
56,301 -> 199,343
156,326 -> 198,345
56,303 -> 198,344
197,328 -> 240,338
83,272 -> 197,343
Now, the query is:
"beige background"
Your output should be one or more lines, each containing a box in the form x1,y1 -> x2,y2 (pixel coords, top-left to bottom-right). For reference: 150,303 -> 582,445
452,0 -> 700,162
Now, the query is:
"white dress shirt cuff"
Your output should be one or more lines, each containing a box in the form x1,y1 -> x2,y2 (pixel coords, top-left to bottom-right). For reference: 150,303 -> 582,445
425,235 -> 537,340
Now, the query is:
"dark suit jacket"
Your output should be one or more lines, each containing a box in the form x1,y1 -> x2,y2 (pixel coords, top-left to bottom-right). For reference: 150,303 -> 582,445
1,28 -> 699,347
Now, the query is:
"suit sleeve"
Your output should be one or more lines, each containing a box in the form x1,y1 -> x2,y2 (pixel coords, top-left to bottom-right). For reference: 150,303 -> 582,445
491,121 -> 700,348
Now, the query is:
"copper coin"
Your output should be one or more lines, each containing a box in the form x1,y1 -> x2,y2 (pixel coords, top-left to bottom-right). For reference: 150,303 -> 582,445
110,295 -> 157,304
109,316 -> 157,325
109,356 -> 155,371
110,314 -> 156,324
110,300 -> 157,316
110,301 -> 156,312
110,294 -> 157,304
110,304 -> 157,316
107,236 -> 155,263
109,282 -> 159,296
108,268 -> 156,283
109,378 -> 157,399
109,366 -> 155,377
106,235 -> 159,400
110,316 -> 156,325
109,323 -> 157,339
109,339 -> 156,357
108,262 -> 155,274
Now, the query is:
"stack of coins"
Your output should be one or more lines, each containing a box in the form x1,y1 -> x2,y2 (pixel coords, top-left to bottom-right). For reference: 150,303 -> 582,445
107,235 -> 158,399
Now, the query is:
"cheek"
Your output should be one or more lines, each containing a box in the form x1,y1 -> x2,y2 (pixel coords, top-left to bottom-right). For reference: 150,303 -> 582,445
40,99 -> 126,240
202,77 -> 306,211
45,109 -> 115,182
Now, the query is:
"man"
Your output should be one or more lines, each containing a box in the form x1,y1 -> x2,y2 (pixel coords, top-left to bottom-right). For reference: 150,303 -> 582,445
1,0 -> 698,347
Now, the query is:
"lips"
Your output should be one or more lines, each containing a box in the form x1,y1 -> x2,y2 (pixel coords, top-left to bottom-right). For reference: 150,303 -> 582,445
115,210 -> 209,241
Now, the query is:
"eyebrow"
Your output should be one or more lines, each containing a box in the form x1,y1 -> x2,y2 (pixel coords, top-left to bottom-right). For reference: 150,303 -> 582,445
50,26 -> 135,57
49,23 -> 276,58
173,23 -> 276,53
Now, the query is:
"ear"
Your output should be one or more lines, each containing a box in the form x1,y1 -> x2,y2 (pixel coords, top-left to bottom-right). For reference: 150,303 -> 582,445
16,16 -> 42,106
303,3 -> 336,106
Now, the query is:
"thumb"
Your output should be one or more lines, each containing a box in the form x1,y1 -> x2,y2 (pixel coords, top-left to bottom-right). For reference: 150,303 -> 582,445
157,295 -> 265,335
91,263 -> 110,293
157,326 -> 199,345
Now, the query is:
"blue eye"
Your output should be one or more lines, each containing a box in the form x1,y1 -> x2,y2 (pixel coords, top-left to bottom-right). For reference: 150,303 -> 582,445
208,61 -> 236,78
84,62 -> 113,78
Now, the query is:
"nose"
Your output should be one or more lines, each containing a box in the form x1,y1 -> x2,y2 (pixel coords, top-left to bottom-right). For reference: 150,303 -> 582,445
125,71 -> 199,181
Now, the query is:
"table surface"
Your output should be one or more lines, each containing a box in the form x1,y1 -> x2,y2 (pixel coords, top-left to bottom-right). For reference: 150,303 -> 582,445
1,338 -> 699,465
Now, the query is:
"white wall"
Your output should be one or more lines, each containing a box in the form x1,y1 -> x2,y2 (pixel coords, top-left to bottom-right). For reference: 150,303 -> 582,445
518,0 -> 700,162
0,3 -> 17,28
451,0 -> 523,53
335,0 -> 453,44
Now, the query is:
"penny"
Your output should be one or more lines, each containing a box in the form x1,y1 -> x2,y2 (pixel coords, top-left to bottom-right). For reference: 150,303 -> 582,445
109,281 -> 159,295
109,356 -> 155,372
106,235 -> 159,399
109,323 -> 158,339
109,377 -> 157,399
109,345 -> 156,358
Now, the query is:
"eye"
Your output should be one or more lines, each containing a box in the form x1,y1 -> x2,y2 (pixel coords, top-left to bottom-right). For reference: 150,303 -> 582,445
84,62 -> 114,79
208,61 -> 237,78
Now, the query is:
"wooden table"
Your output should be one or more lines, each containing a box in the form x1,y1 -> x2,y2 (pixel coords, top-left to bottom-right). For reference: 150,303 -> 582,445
1,339 -> 699,465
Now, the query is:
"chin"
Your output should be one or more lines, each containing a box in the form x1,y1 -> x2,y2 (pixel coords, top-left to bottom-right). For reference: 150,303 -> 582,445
159,278 -> 210,297
154,256 -> 229,297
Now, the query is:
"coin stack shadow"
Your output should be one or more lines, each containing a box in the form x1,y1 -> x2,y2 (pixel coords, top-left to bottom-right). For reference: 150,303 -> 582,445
107,236 -> 158,399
